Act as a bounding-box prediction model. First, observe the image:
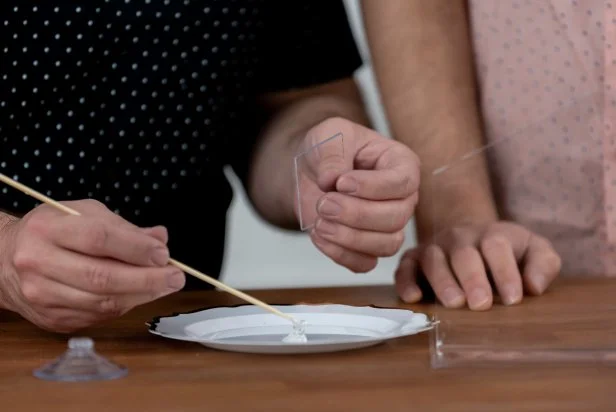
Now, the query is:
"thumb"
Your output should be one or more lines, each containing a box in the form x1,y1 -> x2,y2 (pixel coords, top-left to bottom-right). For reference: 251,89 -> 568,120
302,131 -> 348,192
315,149 -> 348,192
301,119 -> 353,192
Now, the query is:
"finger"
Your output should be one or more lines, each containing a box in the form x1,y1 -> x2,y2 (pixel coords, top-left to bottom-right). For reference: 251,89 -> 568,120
313,218 -> 405,257
310,231 -> 377,273
44,215 -> 170,266
20,272 -> 177,316
420,244 -> 466,308
34,308 -> 101,333
394,249 -> 423,303
58,199 -> 170,243
480,233 -> 524,305
17,243 -> 186,295
336,144 -> 420,201
449,246 -> 493,310
317,192 -> 413,233
522,234 -> 562,295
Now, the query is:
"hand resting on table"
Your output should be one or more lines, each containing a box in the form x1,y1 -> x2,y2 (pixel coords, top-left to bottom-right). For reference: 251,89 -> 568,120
394,221 -> 562,311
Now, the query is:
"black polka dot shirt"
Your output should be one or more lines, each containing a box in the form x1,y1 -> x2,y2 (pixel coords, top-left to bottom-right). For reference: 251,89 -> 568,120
0,0 -> 362,289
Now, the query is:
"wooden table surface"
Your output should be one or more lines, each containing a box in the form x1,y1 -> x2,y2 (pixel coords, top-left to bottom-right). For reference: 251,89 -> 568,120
1,277 -> 615,412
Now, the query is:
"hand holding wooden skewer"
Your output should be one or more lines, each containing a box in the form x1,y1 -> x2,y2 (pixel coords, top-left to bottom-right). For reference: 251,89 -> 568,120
0,173 -> 298,327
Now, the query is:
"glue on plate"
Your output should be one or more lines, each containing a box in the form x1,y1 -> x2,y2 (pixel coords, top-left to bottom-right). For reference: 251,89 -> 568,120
282,319 -> 307,343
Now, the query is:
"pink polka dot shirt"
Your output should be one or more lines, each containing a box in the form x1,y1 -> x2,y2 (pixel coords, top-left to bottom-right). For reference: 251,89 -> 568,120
468,0 -> 616,276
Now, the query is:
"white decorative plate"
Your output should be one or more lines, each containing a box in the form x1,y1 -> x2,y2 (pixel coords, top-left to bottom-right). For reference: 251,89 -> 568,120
147,304 -> 436,354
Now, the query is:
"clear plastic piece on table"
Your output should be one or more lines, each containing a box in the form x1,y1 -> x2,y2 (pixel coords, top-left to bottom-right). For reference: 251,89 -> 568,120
294,132 -> 347,231
424,90 -> 616,368
33,337 -> 128,381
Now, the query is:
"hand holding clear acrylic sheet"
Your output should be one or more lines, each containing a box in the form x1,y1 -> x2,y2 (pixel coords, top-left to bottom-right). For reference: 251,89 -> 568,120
293,119 -> 420,273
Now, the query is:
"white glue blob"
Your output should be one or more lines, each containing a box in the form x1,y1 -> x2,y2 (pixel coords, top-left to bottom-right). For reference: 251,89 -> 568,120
282,319 -> 307,343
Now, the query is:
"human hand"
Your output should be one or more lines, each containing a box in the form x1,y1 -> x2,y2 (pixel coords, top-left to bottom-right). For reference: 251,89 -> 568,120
394,221 -> 561,310
295,117 -> 420,273
0,199 -> 185,333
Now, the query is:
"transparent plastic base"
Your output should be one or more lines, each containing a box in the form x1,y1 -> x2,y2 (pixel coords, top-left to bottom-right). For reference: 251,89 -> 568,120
428,293 -> 616,369
33,337 -> 128,382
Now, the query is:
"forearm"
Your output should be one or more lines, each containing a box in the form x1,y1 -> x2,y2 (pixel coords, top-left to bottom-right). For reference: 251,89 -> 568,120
362,0 -> 498,240
247,79 -> 370,230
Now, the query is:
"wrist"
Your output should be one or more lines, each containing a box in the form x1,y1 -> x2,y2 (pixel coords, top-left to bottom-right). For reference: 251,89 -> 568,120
0,214 -> 19,311
415,177 -> 499,242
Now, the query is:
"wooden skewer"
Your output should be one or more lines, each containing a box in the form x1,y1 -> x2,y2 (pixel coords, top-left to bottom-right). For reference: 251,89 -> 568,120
0,173 -> 297,324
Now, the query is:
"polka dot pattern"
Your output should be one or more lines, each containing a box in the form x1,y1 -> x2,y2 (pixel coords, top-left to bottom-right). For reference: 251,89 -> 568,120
0,1 -> 362,288
1,1 -> 266,218
468,0 -> 615,276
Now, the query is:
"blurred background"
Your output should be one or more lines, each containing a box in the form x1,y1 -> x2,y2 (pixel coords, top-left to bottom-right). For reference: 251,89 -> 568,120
219,0 -> 418,290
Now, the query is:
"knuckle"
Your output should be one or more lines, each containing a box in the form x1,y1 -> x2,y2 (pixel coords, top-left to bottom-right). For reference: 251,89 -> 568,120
85,221 -> 110,253
423,243 -> 445,260
354,258 -> 378,273
326,246 -> 347,266
318,116 -> 354,135
336,226 -> 355,247
384,231 -> 405,256
480,233 -> 511,255
99,297 -> 123,318
390,208 -> 410,232
448,227 -> 471,243
82,198 -> 106,210
343,199 -> 361,225
12,249 -> 39,272
21,279 -> 44,305
450,245 -> 478,263
393,230 -> 406,250
142,271 -> 159,293
22,213 -> 50,237
398,173 -> 417,197
85,264 -> 112,292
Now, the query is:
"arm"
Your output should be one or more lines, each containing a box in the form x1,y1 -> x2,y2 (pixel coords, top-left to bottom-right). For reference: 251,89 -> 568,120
245,77 -> 371,230
361,0 -> 498,240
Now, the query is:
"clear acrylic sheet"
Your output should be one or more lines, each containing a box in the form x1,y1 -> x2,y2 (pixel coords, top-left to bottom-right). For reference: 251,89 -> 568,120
425,90 -> 616,368
294,132 -> 347,231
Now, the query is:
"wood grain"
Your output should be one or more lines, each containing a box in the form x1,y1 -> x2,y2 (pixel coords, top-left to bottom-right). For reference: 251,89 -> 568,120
1,278 -> 614,411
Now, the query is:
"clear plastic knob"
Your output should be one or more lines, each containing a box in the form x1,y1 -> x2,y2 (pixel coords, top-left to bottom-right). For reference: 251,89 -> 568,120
33,337 -> 128,382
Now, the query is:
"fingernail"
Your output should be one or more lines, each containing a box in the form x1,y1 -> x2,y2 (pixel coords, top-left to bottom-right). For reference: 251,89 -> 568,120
315,219 -> 336,236
402,285 -> 422,302
502,284 -> 522,305
337,177 -> 358,194
151,247 -> 170,266
469,288 -> 491,309
167,271 -> 185,289
318,199 -> 342,218
528,273 -> 547,294
443,287 -> 465,307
